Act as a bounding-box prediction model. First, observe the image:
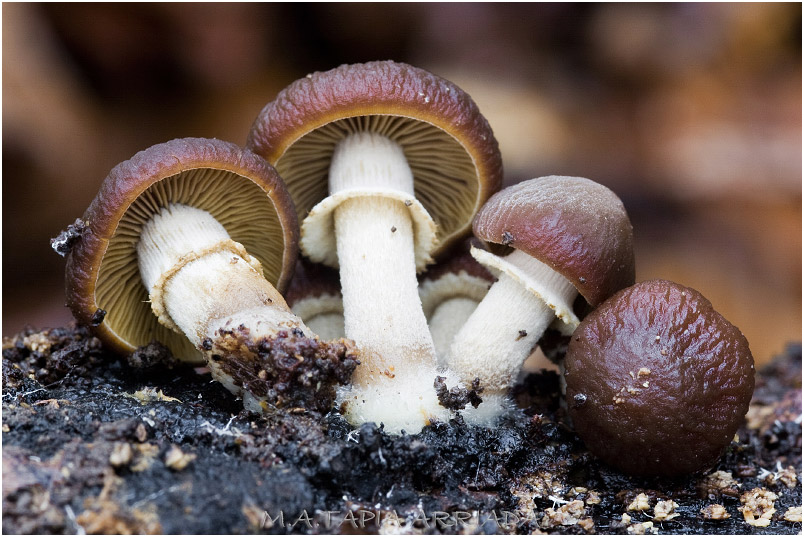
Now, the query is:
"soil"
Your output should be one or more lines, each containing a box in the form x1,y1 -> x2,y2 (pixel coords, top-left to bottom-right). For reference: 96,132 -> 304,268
2,325 -> 801,534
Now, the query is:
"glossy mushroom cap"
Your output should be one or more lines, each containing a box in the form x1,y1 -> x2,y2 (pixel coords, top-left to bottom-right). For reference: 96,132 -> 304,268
564,279 -> 755,477
473,175 -> 635,309
65,138 -> 298,362
247,60 -> 503,267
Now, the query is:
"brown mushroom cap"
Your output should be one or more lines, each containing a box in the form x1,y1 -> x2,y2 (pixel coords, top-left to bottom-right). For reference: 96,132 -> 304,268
246,60 -> 503,262
65,138 -> 299,361
564,279 -> 755,477
472,175 -> 635,307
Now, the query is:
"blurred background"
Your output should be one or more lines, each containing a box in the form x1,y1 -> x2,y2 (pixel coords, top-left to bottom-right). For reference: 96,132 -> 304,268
3,3 -> 800,367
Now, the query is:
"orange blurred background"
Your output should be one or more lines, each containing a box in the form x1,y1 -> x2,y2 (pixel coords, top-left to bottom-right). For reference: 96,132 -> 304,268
3,3 -> 800,366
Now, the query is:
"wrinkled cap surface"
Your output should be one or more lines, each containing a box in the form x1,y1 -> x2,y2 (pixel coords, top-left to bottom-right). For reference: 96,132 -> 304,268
472,176 -> 635,307
65,138 -> 299,362
247,60 -> 503,262
564,279 -> 755,477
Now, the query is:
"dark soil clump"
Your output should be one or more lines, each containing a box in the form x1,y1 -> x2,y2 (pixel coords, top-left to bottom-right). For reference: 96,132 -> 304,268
434,375 -> 484,411
211,326 -> 358,413
2,326 -> 801,534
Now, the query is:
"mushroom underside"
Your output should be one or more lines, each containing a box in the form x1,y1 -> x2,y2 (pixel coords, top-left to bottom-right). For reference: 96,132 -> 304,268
275,114 -> 480,259
94,168 -> 285,362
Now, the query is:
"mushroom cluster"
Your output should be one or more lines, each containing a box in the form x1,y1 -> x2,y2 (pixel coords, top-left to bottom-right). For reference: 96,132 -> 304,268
54,60 -> 755,476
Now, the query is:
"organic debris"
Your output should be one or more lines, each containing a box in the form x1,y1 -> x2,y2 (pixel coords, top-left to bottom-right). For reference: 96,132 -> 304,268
2,328 -> 801,534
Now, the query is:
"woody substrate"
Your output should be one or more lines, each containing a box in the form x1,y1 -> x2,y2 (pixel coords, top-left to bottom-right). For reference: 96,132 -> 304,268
2,324 -> 801,534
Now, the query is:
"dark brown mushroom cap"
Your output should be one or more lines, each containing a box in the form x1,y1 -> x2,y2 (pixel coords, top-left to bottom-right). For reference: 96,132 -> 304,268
246,60 -> 503,260
472,176 -> 635,307
564,279 -> 755,477
65,138 -> 299,361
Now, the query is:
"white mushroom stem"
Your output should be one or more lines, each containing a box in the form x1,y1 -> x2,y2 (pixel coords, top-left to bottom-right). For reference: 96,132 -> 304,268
429,296 -> 479,364
291,294 -> 345,340
419,270 -> 493,366
446,249 -> 577,423
304,311 -> 345,341
137,204 -> 309,395
325,132 -> 447,434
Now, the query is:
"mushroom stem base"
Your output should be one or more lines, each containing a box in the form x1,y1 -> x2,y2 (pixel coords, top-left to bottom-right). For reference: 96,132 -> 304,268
337,366 -> 458,435
447,249 -> 577,417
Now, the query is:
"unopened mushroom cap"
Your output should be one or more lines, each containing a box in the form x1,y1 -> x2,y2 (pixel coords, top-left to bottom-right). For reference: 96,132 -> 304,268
472,176 -> 635,307
564,279 -> 755,477
65,138 -> 299,361
247,60 -> 503,265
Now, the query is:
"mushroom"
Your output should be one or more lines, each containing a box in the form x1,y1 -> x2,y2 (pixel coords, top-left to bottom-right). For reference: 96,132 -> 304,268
285,259 -> 345,340
63,138 -> 355,412
418,240 -> 494,365
563,279 -> 756,476
247,61 -> 502,433
446,176 -> 635,424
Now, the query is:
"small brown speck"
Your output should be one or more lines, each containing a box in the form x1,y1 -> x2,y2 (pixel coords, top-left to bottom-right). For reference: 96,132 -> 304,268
652,500 -> 679,521
135,423 -> 148,442
627,493 -> 651,511
33,399 -> 60,409
390,226 -> 397,233
90,308 -> 107,326
109,442 -> 133,468
164,445 -> 196,471
738,488 -> 778,527
778,466 -> 799,488
701,504 -> 730,520
784,506 -> 802,523
516,329 -> 527,340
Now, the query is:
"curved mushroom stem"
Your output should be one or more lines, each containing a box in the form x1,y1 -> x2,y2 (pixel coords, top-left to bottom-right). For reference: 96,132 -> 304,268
327,132 -> 447,434
137,204 -> 330,409
138,204 -> 302,343
446,249 -> 577,425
